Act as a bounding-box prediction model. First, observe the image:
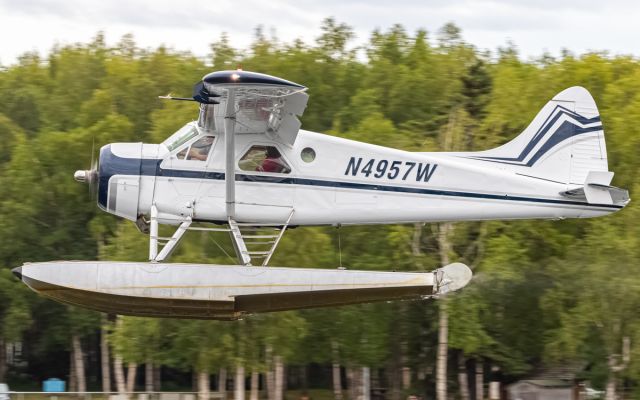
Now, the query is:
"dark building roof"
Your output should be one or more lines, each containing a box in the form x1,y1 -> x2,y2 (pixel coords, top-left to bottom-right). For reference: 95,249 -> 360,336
508,361 -> 587,390
527,362 -> 586,381
514,380 -> 573,389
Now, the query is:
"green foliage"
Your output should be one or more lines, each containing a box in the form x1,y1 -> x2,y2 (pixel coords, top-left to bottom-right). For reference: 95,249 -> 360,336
0,269 -> 31,341
164,319 -> 235,372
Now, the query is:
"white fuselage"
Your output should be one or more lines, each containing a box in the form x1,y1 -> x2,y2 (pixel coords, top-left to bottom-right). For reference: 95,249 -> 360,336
98,126 -> 622,226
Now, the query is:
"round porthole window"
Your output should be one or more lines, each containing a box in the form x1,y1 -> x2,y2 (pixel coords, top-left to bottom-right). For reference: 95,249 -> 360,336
301,147 -> 316,163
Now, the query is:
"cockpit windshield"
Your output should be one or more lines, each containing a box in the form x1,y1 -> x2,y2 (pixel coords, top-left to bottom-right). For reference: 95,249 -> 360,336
163,124 -> 199,151
198,104 -> 216,132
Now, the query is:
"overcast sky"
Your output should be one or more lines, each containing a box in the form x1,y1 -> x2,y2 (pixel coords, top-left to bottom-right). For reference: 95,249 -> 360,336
1,0 -> 639,65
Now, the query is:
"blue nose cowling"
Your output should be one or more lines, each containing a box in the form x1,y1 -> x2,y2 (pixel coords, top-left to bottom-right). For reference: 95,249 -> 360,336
97,145 -> 112,210
96,144 -> 146,211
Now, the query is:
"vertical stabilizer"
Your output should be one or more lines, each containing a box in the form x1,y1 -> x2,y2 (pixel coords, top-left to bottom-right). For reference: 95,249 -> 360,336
466,87 -> 607,185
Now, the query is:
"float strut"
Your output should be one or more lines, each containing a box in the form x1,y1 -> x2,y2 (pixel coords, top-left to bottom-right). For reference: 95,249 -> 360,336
155,219 -> 192,262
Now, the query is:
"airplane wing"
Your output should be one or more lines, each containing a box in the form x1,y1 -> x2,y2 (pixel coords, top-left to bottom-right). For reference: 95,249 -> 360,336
194,70 -> 309,146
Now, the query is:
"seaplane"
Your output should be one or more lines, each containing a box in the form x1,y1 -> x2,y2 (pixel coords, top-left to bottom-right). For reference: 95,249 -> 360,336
14,70 -> 629,320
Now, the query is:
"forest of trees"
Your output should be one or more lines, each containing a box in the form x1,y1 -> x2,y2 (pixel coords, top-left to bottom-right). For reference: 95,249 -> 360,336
1,17 -> 640,400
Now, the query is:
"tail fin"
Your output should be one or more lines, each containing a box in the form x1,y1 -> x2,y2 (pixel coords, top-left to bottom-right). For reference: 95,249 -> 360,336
469,87 -> 607,185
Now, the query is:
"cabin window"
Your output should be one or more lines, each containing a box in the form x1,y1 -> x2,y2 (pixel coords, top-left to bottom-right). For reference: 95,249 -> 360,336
176,136 -> 215,161
239,145 -> 291,174
300,147 -> 316,163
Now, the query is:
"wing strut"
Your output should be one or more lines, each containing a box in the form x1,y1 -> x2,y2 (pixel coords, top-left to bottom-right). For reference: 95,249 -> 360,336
224,88 -> 236,219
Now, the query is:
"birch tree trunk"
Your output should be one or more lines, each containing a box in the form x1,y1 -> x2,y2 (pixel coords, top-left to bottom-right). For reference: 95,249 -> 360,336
274,355 -> 284,400
331,341 -> 343,400
72,334 -> 87,393
198,371 -> 210,400
436,223 -> 453,400
605,374 -> 615,400
145,361 -> 154,392
266,367 -> 274,400
401,363 -> 411,391
361,367 -> 371,400
218,368 -> 227,400
489,365 -> 500,400
475,359 -> 484,400
332,363 -> 343,400
100,320 -> 111,393
266,345 -> 275,400
606,336 -> 631,400
235,365 -> 245,400
436,302 -> 449,400
347,368 -> 366,400
114,355 -> 127,395
605,336 -> 631,400
458,353 -> 469,400
250,370 -> 259,400
126,363 -> 138,393
114,316 -> 127,397
347,368 -> 356,400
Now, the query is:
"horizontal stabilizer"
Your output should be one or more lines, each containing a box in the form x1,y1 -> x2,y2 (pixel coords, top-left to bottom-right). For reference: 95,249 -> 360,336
560,170 -> 630,206
584,171 -> 613,204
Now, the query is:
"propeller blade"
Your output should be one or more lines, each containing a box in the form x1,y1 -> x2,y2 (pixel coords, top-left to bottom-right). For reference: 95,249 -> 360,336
90,136 -> 95,169
89,137 -> 98,200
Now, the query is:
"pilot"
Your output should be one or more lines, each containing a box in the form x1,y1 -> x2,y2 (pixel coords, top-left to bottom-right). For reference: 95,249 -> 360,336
257,147 -> 289,173
187,136 -> 214,161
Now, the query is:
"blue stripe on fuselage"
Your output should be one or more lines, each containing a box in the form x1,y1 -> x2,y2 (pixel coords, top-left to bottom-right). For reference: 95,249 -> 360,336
97,146 -> 623,213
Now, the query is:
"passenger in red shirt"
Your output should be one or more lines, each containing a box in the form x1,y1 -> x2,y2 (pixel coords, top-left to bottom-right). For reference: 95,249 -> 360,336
257,147 -> 290,173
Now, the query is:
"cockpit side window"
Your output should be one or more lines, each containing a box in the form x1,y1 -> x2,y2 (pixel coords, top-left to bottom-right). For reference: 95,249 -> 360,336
239,145 -> 291,174
176,136 -> 216,161
198,104 -> 216,132
164,124 -> 198,151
